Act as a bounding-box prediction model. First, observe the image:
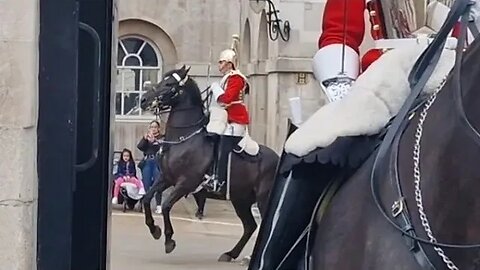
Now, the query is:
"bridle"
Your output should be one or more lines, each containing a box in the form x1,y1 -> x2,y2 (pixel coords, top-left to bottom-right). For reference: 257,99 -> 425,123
370,0 -> 480,265
148,73 -> 213,130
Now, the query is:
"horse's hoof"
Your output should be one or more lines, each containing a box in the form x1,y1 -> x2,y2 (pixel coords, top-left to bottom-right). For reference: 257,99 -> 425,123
240,256 -> 251,266
195,211 -> 204,220
152,226 -> 162,240
165,239 -> 176,254
218,252 -> 234,262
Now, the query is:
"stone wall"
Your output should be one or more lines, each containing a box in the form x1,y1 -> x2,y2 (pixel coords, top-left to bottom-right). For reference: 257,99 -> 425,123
115,0 -> 242,152
115,0 -> 376,154
240,0 -> 375,152
0,0 -> 39,269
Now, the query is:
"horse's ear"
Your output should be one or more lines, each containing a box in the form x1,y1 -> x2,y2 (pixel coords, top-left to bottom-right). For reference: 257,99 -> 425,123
185,65 -> 191,74
179,64 -> 186,71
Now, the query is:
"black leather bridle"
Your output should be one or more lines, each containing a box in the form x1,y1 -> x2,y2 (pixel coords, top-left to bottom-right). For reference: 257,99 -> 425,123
370,0 -> 480,257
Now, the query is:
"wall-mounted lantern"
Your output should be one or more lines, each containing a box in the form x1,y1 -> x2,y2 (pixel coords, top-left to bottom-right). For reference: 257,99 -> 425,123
249,0 -> 291,42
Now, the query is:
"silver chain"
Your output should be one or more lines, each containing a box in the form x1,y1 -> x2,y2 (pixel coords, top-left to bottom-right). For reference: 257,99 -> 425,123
413,76 -> 459,270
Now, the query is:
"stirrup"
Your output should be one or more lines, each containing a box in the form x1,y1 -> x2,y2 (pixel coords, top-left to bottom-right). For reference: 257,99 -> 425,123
203,177 -> 224,193
202,176 -> 216,190
213,180 -> 225,193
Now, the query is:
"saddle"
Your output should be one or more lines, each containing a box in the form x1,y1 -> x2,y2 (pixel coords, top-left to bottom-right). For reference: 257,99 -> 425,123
280,133 -> 382,175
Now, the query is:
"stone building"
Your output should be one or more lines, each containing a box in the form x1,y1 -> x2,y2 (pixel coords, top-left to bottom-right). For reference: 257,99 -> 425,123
115,0 -> 242,158
113,0 -> 375,156
238,0 -> 374,152
0,1 -> 38,268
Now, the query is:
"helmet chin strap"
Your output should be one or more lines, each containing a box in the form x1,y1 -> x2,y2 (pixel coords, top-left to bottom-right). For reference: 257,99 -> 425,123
339,0 -> 348,78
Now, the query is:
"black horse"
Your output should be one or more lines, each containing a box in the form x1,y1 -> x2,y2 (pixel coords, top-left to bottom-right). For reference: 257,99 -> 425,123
249,1 -> 480,269
139,65 -> 279,262
310,19 -> 480,270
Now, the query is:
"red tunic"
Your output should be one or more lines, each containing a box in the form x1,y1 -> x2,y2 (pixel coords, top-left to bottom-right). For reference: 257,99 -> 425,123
319,0 -> 383,73
318,0 -> 464,73
217,74 -> 249,125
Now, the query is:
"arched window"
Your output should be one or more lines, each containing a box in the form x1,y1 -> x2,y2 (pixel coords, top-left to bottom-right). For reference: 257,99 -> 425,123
116,37 -> 163,119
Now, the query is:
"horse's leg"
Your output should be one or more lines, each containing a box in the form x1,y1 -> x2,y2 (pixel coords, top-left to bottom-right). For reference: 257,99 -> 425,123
162,185 -> 189,254
193,189 -> 207,219
219,198 -> 257,262
143,178 -> 169,240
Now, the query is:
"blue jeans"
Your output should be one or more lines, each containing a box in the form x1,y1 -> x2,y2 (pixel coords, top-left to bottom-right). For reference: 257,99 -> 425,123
141,158 -> 162,205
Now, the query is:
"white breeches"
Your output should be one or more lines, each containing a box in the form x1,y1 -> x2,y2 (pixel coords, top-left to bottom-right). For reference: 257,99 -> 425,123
223,123 -> 246,136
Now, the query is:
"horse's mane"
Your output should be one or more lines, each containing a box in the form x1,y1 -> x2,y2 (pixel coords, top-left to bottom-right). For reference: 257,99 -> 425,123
183,77 -> 203,107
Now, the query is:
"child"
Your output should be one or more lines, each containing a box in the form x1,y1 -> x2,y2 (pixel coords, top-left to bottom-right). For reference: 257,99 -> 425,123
112,148 -> 146,204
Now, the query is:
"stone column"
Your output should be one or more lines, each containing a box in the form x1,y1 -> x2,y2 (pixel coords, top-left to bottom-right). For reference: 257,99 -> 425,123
0,0 -> 39,269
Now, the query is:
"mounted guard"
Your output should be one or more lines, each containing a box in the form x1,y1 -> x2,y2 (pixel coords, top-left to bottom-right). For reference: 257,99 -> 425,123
248,0 -> 480,269
203,35 -> 252,194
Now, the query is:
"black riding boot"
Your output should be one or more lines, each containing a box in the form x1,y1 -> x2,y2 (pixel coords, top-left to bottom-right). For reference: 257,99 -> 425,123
205,135 -> 241,193
248,161 -> 327,270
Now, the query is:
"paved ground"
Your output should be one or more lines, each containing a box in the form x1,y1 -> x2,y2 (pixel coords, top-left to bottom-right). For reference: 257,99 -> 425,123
110,195 -> 259,270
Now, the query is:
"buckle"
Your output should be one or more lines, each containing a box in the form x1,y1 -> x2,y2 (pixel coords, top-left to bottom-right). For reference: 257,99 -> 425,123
391,197 -> 405,218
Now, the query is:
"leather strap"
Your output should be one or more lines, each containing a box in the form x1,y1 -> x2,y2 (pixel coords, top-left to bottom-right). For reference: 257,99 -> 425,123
371,0 -> 480,250
389,120 -> 437,269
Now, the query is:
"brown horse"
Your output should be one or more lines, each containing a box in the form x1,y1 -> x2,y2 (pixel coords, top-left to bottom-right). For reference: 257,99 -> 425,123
139,66 -> 279,262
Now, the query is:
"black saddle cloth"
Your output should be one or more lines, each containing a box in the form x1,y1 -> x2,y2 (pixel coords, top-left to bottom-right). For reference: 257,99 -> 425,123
279,134 -> 382,174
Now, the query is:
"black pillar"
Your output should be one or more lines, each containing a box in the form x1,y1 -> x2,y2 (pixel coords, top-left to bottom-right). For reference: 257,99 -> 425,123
37,0 -> 116,269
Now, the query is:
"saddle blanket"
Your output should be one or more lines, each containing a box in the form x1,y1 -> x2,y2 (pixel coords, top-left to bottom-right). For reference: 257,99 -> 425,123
285,43 -> 456,157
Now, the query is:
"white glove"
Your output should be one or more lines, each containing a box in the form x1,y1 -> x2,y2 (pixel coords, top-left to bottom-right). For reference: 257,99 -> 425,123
322,76 -> 355,103
210,82 -> 224,101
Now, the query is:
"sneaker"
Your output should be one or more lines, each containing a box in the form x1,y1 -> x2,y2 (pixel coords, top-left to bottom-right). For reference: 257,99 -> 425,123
155,205 -> 162,214
111,197 -> 118,205
138,187 -> 146,195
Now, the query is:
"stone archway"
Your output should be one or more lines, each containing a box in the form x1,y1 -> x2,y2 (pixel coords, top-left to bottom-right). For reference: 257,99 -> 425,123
119,19 -> 178,71
258,10 -> 269,61
116,19 -> 178,157
253,11 -> 271,146
241,19 -> 252,66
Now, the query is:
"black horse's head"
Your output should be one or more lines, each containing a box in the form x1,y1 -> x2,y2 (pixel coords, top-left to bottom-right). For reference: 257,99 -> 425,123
141,65 -> 192,111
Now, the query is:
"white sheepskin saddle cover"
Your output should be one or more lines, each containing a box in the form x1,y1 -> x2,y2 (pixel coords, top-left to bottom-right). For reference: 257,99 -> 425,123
285,44 -> 455,157
235,130 -> 260,156
120,182 -> 143,200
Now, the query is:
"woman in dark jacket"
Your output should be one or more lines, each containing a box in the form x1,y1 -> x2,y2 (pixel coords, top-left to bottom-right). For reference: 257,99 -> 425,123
137,120 -> 164,213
